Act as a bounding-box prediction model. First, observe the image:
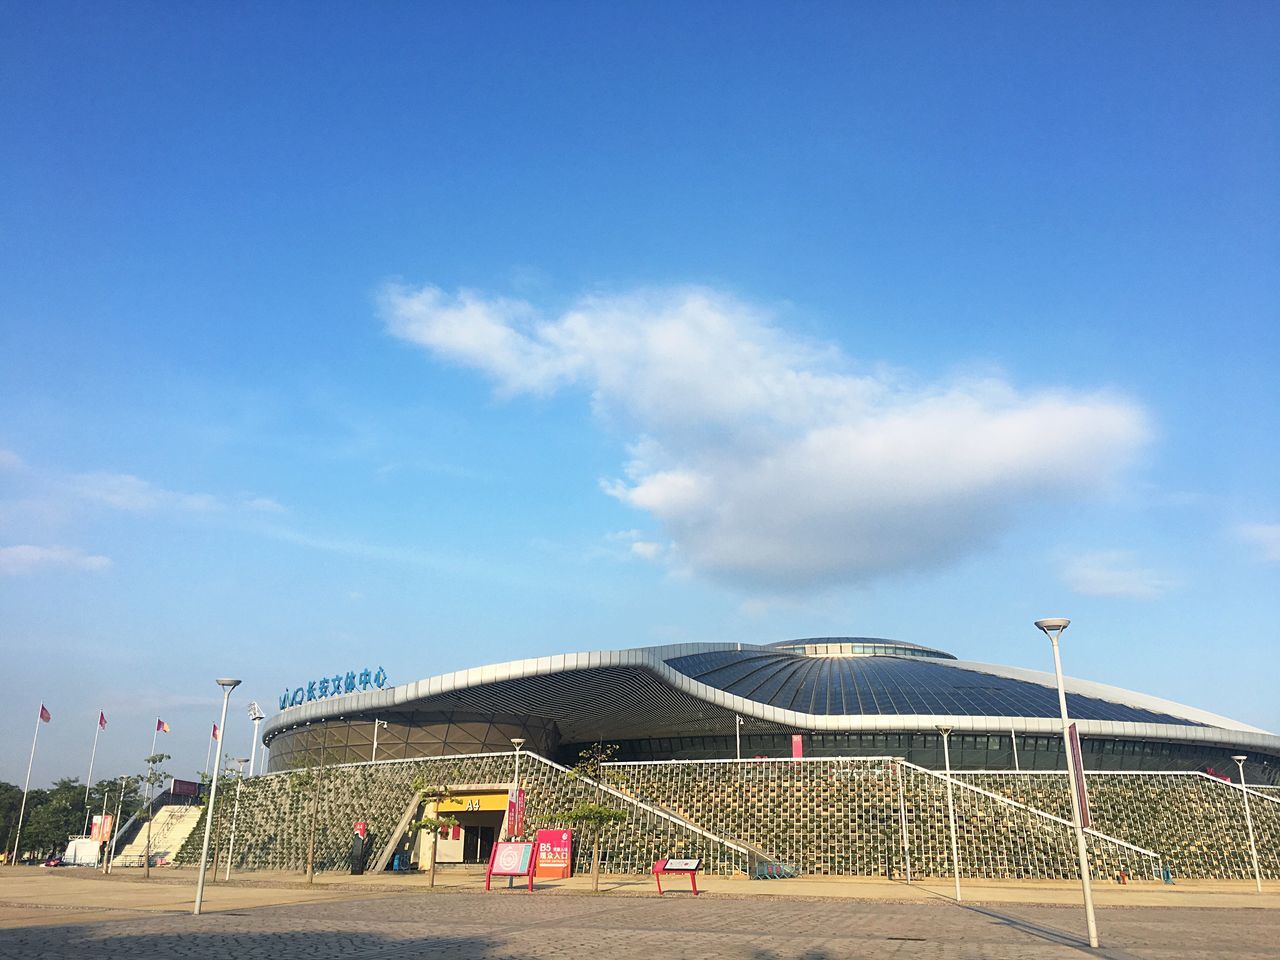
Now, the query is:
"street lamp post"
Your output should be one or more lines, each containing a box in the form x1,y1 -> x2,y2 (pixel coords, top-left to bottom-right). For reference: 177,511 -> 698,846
735,715 -> 743,761
247,702 -> 265,777
506,738 -> 526,889
1034,618 -> 1099,949
371,718 -> 388,762
1232,755 -> 1263,893
936,726 -> 962,902
224,758 -> 251,881
507,737 -> 526,840
194,678 -> 240,916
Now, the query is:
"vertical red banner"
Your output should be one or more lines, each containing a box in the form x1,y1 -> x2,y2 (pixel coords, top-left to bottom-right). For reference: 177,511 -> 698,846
507,788 -> 526,836
1067,723 -> 1091,828
791,734 -> 804,758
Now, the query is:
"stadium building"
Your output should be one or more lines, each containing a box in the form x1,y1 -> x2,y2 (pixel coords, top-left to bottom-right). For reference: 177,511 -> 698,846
263,637 -> 1280,784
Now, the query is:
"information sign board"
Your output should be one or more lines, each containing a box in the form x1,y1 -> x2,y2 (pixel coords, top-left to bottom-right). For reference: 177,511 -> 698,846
535,829 -> 573,879
485,841 -> 538,891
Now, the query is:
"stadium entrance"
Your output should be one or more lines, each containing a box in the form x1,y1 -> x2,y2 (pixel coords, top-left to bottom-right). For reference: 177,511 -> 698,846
430,791 -> 508,865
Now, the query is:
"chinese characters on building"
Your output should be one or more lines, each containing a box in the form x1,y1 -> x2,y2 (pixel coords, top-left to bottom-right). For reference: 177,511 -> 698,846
280,666 -> 388,710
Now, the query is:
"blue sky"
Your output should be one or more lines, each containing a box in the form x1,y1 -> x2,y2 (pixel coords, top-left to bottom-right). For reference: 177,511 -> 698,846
1,2 -> 1277,786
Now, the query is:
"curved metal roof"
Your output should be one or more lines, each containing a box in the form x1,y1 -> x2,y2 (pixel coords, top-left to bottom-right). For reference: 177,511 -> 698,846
263,638 -> 1277,756
664,648 -> 1196,724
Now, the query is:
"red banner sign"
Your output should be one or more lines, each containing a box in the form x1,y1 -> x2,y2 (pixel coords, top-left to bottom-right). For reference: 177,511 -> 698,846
534,828 -> 573,879
90,814 -> 114,842
1067,723 -> 1091,829
507,788 -> 526,836
791,734 -> 804,758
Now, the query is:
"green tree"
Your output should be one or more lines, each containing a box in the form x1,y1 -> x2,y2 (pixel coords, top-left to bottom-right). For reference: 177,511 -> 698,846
139,753 -> 171,879
564,744 -> 627,892
408,776 -> 459,889
22,778 -> 84,858
563,803 -> 628,893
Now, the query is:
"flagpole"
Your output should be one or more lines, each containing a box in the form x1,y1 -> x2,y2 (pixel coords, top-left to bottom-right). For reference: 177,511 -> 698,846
11,710 -> 42,864
145,722 -> 159,810
204,728 -> 213,780
82,715 -> 103,836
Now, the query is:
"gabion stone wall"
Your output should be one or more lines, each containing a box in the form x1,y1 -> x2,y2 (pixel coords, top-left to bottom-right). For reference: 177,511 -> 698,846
958,772 -> 1280,881
174,753 -> 748,876
609,759 -> 1154,881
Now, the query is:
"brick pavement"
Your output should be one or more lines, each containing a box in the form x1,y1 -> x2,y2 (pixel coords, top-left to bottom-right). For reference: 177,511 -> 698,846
2,888 -> 1279,960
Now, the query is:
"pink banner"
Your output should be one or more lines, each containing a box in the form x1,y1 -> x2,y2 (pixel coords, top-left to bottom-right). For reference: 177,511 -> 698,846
791,734 -> 804,758
535,828 -> 573,879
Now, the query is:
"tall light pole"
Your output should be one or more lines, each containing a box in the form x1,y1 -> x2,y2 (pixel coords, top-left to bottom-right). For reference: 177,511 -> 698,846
371,718 -> 388,762
735,715 -> 743,761
247,702 -> 265,777
224,757 -> 251,881
1232,755 -> 1263,893
194,678 -> 240,916
508,737 -> 526,839
1034,618 -> 1098,949
936,725 -> 962,901
106,774 -> 127,874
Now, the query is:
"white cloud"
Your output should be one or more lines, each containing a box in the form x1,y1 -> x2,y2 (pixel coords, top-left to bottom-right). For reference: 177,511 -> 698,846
1061,550 -> 1175,600
630,540 -> 664,560
0,449 -> 25,471
0,544 -> 111,576
66,472 -> 221,512
383,283 -> 1151,591
1237,523 -> 1280,563
63,471 -> 282,515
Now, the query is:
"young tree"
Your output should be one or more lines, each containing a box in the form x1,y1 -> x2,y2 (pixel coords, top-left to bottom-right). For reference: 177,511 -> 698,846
565,743 -> 628,892
139,753 -> 171,879
286,763 -> 319,884
407,775 -> 458,889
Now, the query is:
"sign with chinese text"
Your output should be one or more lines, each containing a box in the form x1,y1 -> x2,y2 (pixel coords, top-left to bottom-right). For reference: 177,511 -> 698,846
662,858 -> 701,871
280,666 -> 389,710
534,829 -> 572,879
507,788 -> 526,836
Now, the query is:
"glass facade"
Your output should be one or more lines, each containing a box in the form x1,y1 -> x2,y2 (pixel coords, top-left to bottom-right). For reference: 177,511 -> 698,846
592,731 -> 1280,783
265,710 -> 559,772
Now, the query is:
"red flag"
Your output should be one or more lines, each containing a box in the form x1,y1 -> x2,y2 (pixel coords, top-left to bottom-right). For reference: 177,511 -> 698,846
39,704 -> 51,723
156,718 -> 170,733
211,722 -> 220,741
98,711 -> 107,730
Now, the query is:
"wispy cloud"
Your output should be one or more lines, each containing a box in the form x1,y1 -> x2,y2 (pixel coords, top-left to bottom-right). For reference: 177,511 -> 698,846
0,449 -> 25,472
1061,550 -> 1175,600
384,282 -> 1151,592
0,544 -> 111,576
65,471 -> 283,514
1237,523 -> 1280,563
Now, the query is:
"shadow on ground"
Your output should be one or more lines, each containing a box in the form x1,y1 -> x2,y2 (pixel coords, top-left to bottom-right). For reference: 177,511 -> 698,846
0,928 -> 508,960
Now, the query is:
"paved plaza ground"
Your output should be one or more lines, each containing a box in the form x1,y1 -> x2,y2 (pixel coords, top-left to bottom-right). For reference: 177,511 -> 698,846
1,868 -> 1277,959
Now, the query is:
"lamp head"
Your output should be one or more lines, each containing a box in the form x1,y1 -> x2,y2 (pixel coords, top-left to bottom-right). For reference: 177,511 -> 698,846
1232,755 -> 1247,764
216,678 -> 242,690
247,701 -> 265,722
236,757 -> 251,765
1034,618 -> 1071,640
936,725 -> 953,737
511,737 -> 526,751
